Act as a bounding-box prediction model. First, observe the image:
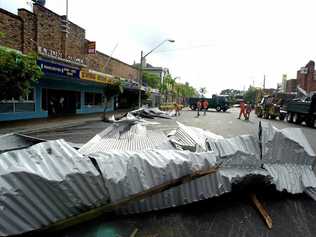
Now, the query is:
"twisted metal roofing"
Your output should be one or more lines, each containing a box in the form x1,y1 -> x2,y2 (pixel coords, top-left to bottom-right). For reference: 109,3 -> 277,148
0,140 -> 108,236
79,122 -> 173,155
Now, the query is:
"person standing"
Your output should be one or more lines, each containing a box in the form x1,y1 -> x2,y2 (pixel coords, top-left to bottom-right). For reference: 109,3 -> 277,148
203,100 -> 209,115
197,100 -> 202,117
245,103 -> 252,120
174,103 -> 180,116
238,100 -> 246,119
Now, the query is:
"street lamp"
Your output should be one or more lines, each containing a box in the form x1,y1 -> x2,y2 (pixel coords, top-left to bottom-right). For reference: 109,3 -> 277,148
138,39 -> 175,108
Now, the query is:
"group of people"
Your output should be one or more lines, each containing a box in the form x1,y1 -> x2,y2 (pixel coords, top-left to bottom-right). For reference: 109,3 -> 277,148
238,100 -> 252,120
196,99 -> 209,117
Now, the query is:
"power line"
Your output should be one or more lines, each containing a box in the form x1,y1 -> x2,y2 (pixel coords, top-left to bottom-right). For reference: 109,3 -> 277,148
154,43 -> 215,54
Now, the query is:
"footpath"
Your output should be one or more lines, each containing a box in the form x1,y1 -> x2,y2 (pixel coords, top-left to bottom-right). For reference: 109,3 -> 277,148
0,110 -> 130,135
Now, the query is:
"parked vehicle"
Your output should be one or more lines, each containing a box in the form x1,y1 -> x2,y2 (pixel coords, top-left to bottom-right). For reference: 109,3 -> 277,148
188,95 -> 229,112
285,94 -> 316,127
255,90 -> 296,120
256,95 -> 285,120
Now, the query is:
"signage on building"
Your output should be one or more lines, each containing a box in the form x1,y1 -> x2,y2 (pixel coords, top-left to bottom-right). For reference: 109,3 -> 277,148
38,46 -> 85,65
121,79 -> 139,89
38,59 -> 80,79
87,41 -> 96,54
80,70 -> 114,84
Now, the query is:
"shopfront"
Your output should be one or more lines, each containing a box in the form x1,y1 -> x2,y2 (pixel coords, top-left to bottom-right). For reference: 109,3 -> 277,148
0,59 -> 114,122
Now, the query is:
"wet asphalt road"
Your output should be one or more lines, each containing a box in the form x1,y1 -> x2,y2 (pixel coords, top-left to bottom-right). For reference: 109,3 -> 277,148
28,108 -> 316,237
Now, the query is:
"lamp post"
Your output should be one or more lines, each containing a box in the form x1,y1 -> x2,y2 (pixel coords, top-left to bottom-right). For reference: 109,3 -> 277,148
173,76 -> 181,103
138,39 -> 175,108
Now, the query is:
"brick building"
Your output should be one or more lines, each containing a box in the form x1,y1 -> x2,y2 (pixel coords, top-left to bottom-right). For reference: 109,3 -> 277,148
286,79 -> 298,93
0,4 -> 140,121
296,60 -> 316,95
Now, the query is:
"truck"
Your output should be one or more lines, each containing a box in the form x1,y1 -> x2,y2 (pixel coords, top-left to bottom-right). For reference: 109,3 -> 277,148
188,95 -> 229,112
255,90 -> 295,120
285,94 -> 316,127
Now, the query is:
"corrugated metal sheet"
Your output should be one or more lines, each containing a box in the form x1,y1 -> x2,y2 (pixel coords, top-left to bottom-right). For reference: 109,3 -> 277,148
0,121 -> 315,234
0,140 -> 108,236
261,123 -> 316,165
169,122 -> 224,151
91,149 -> 218,203
210,134 -> 261,167
131,107 -> 172,119
79,122 -> 173,155
264,163 -> 316,193
90,149 -> 269,215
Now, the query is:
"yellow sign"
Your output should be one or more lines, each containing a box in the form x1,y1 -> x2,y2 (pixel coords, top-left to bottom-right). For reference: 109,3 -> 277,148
80,70 -> 114,85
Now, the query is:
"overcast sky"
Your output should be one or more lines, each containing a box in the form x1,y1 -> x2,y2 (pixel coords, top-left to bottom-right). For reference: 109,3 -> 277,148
1,0 -> 316,96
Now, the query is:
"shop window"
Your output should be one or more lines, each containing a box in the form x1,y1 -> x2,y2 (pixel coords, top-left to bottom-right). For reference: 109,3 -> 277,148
85,92 -> 103,106
75,92 -> 81,109
0,89 -> 35,113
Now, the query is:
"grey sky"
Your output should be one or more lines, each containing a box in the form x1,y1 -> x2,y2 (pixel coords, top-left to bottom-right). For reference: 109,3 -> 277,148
1,0 -> 315,96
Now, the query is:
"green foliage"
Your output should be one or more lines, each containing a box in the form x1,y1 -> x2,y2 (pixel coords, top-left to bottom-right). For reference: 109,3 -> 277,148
0,32 -> 4,38
103,80 -> 124,100
243,86 -> 257,104
175,83 -> 197,98
220,88 -> 243,105
160,74 -> 198,102
142,71 -> 160,89
0,47 -> 42,100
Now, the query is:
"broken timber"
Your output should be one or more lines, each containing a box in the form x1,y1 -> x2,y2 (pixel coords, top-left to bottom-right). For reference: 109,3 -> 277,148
250,193 -> 273,229
37,164 -> 221,234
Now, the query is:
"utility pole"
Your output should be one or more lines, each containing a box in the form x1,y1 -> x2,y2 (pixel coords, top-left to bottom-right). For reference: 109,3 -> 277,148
263,75 -> 266,89
66,0 -> 68,20
138,50 -> 143,108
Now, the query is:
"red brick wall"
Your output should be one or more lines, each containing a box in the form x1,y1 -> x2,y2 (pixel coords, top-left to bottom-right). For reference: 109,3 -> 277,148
297,61 -> 316,93
33,4 -> 64,55
286,79 -> 297,93
0,9 -> 23,51
1,5 -> 137,82
65,21 -> 85,61
18,9 -> 37,54
86,51 -> 138,80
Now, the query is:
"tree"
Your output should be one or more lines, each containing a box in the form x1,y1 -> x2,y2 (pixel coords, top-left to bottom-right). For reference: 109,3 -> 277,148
0,47 -> 42,100
161,74 -> 174,102
142,71 -> 161,89
243,86 -> 257,105
220,88 -> 243,105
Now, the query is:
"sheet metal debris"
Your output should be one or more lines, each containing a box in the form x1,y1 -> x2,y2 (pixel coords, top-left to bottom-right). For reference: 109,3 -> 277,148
0,118 -> 316,235
79,121 -> 173,155
0,140 -> 108,236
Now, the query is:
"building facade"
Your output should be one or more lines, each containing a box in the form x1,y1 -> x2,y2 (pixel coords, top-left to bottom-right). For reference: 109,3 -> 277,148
0,4 -> 140,121
286,79 -> 298,93
297,60 -> 316,95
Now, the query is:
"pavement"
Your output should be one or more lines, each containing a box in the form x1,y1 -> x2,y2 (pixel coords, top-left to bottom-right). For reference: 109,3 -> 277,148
5,107 -> 316,237
0,109 -> 130,136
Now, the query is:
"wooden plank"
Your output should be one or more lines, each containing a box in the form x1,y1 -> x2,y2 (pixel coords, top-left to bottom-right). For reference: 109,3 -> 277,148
37,163 -> 221,234
130,228 -> 139,237
250,193 -> 272,229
